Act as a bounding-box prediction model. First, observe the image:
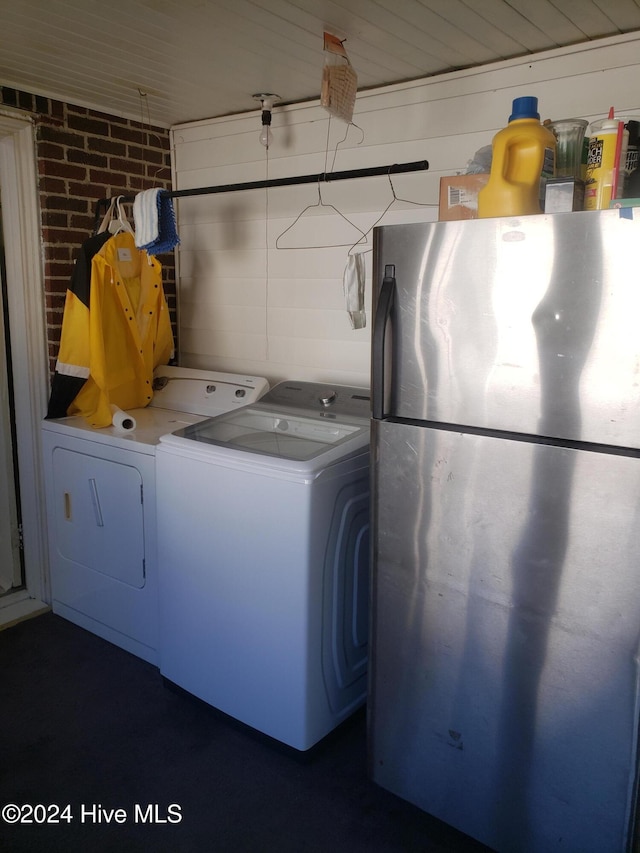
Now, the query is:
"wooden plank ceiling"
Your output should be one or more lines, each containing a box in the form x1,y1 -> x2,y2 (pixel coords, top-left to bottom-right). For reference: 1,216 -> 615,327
1,0 -> 640,127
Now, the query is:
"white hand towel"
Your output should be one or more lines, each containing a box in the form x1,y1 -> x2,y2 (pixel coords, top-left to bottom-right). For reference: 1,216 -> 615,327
133,189 -> 160,249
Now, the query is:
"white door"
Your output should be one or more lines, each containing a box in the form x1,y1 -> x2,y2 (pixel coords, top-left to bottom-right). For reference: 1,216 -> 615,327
0,208 -> 22,594
0,112 -> 49,620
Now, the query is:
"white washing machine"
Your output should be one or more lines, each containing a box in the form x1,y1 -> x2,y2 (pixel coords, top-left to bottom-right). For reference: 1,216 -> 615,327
156,381 -> 371,751
41,366 -> 269,665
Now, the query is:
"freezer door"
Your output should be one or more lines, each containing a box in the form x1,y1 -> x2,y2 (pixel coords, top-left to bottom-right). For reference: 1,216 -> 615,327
369,418 -> 640,853
372,210 -> 640,447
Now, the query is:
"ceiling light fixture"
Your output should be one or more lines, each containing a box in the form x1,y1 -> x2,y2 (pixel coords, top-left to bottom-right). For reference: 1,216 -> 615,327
252,93 -> 280,149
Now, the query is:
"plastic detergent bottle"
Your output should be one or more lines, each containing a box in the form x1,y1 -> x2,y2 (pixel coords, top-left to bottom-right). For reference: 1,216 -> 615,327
478,96 -> 556,218
585,108 -> 628,209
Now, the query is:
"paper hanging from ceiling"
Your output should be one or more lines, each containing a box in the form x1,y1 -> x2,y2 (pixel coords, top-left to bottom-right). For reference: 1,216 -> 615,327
321,32 -> 357,123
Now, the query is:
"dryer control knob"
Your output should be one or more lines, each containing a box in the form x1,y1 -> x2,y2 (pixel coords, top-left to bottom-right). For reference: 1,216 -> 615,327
319,390 -> 337,407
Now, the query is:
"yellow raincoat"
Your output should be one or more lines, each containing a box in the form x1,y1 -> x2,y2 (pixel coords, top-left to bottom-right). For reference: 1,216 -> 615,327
54,231 -> 174,428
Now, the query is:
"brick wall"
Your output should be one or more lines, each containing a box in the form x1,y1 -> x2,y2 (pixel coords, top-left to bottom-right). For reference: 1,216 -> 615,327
0,87 -> 176,376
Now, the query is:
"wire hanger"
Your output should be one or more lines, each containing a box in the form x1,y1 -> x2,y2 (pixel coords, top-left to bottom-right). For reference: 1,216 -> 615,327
347,167 -> 437,256
275,178 -> 367,249
327,121 -> 365,174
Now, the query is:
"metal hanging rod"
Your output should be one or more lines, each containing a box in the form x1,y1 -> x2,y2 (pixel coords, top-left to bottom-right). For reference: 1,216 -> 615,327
94,160 -> 429,220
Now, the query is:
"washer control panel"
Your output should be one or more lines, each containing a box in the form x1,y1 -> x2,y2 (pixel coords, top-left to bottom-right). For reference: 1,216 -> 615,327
261,381 -> 370,421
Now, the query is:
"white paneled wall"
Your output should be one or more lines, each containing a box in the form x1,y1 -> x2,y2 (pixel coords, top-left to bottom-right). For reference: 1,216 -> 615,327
171,32 -> 640,388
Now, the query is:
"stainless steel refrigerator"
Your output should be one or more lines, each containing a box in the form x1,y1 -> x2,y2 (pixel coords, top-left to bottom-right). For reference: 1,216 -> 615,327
368,209 -> 640,853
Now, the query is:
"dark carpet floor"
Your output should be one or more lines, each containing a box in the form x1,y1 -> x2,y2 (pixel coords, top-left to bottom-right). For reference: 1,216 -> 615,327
0,612 -> 492,853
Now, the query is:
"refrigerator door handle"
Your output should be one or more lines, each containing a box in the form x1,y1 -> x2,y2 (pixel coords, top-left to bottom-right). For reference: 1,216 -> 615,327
372,264 -> 396,420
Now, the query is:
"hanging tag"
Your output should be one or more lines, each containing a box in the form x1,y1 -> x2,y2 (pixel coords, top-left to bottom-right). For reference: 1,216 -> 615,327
323,32 -> 348,58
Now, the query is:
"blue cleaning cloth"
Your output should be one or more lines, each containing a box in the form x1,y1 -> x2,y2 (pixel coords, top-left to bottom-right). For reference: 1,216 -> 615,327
133,189 -> 180,255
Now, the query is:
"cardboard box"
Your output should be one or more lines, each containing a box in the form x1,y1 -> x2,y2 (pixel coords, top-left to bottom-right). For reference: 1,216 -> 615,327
439,174 -> 489,221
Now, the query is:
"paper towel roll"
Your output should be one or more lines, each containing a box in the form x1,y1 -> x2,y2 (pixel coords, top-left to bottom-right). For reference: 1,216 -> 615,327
110,405 -> 137,431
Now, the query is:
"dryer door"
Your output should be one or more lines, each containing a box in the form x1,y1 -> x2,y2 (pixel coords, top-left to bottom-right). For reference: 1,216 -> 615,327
51,448 -> 145,587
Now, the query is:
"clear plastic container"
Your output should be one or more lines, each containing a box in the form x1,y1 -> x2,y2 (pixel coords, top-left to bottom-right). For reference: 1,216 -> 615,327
478,97 -> 556,218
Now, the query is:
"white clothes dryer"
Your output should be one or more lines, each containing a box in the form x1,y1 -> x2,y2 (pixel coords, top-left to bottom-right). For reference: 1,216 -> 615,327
156,381 -> 371,751
41,366 -> 268,664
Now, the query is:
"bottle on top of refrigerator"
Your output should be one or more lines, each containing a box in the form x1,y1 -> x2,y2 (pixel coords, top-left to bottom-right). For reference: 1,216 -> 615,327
584,108 -> 628,209
478,96 -> 556,218
623,120 -> 640,198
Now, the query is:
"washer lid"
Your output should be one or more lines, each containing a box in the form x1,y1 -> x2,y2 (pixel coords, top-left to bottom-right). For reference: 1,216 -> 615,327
170,406 -> 369,462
